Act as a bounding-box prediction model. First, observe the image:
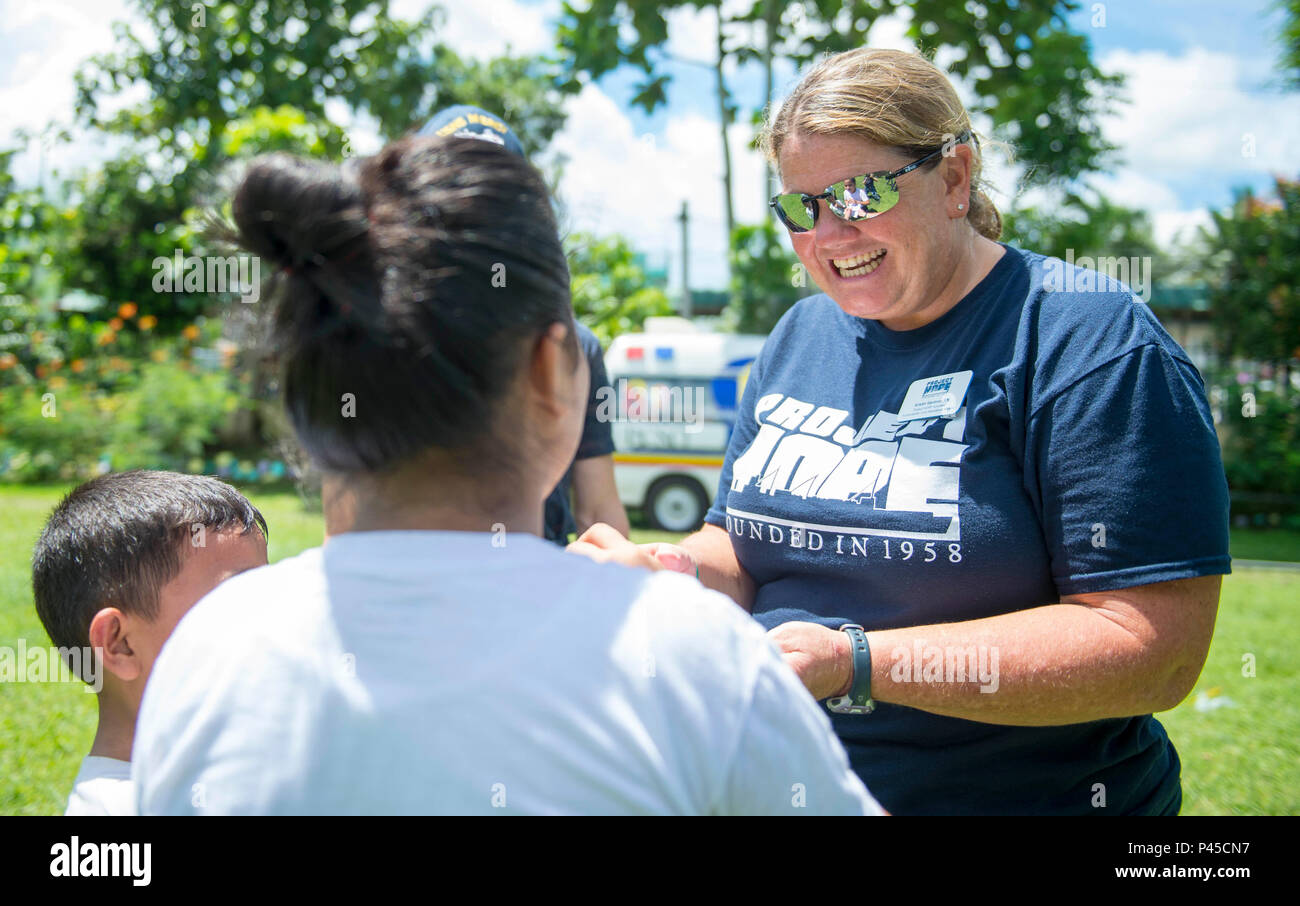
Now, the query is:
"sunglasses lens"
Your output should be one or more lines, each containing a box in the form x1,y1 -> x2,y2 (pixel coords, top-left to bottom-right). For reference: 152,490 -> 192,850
871,176 -> 900,214
774,194 -> 816,232
827,175 -> 901,221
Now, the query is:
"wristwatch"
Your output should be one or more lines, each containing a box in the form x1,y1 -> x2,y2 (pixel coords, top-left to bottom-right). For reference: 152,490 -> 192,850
825,623 -> 875,715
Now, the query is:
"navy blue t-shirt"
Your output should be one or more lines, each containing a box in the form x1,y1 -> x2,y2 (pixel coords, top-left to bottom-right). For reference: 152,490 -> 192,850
544,323 -> 616,544
705,244 -> 1231,815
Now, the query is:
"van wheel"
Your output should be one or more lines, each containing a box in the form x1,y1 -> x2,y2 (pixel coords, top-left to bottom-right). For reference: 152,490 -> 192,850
645,477 -> 709,533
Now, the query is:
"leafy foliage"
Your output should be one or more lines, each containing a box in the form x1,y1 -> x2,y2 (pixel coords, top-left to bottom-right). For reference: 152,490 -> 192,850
557,0 -> 1121,187
1281,0 -> 1300,89
1001,191 -> 1163,264
62,0 -> 568,327
1218,384 -> 1300,524
566,232 -> 675,344
726,221 -> 807,335
1205,178 -> 1300,369
0,2 -> 581,480
79,1 -> 435,149
0,305 -> 244,482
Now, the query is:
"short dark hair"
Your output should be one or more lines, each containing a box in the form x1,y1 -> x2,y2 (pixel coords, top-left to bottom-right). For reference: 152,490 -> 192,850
32,470 -> 268,656
230,135 -> 576,475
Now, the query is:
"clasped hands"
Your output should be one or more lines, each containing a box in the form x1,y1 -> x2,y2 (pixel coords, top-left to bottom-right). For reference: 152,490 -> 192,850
566,523 -> 853,700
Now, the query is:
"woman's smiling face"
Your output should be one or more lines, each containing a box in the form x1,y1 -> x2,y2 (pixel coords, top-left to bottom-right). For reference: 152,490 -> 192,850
778,130 -> 973,331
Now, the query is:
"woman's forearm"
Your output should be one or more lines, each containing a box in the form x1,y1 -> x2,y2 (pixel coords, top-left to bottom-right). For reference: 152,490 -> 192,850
853,582 -> 1216,726
678,523 -> 756,611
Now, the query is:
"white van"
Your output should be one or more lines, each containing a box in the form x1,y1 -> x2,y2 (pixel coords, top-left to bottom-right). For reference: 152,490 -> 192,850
603,318 -> 767,532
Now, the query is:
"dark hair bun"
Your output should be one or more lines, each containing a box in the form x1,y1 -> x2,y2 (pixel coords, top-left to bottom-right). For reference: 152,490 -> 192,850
232,154 -> 369,274
229,138 -> 574,475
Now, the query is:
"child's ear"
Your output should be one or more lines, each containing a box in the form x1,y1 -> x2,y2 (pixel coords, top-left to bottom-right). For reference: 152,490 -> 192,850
528,322 -> 574,417
87,607 -> 142,683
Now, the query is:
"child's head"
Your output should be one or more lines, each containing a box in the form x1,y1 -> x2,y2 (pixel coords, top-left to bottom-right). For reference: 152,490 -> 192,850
32,470 -> 268,699
229,136 -> 586,514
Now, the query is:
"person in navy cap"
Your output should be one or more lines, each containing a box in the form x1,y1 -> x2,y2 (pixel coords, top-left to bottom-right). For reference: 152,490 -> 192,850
418,104 -> 527,157
420,105 -> 630,544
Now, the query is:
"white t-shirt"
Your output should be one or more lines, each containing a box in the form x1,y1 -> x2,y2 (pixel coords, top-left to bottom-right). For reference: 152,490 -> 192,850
65,756 -> 134,816
133,531 -> 883,816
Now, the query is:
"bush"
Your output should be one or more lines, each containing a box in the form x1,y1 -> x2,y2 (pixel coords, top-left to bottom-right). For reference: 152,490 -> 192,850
1216,382 -> 1300,529
725,222 -> 806,335
565,232 -> 674,344
0,298 -> 247,482
0,358 -> 242,482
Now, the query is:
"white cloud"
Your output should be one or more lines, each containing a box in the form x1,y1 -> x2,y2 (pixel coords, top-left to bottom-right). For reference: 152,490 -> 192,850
863,10 -> 914,53
1098,46 -> 1300,181
1152,208 -> 1213,248
5,1 -> 1293,286
549,26 -> 1300,288
548,81 -> 771,291
0,0 -> 144,183
1067,46 -> 1300,246
402,0 -> 558,59
1089,169 -> 1181,212
666,0 -> 757,64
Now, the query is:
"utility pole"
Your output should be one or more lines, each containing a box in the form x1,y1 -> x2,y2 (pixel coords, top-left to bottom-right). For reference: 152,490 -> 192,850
668,44 -> 734,290
762,0 -> 776,218
714,8 -> 734,251
678,201 -> 692,318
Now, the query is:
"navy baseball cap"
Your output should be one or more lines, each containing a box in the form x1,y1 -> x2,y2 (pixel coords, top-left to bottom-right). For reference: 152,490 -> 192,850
418,105 -> 525,158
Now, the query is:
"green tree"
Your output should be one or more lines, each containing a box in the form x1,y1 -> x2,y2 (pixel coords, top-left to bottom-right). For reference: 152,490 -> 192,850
566,232 -> 675,344
726,221 -> 806,335
0,148 -> 80,383
0,148 -> 68,309
75,1 -> 548,152
558,0 -> 1123,291
1001,191 -> 1162,263
1218,385 -> 1300,514
1204,178 -> 1300,376
63,0 -> 568,325
1280,0 -> 1300,89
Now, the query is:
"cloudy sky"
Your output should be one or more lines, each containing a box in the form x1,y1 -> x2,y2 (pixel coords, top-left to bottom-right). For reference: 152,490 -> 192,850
2,0 -> 1297,292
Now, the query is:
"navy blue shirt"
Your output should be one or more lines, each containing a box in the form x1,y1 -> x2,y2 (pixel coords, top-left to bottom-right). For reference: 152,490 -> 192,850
705,244 -> 1231,815
545,323 -> 616,544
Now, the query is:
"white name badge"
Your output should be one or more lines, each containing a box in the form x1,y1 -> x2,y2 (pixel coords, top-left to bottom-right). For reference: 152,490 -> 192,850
896,370 -> 972,421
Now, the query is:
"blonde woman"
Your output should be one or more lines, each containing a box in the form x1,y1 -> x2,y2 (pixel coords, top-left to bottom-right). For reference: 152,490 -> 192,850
582,48 -> 1229,815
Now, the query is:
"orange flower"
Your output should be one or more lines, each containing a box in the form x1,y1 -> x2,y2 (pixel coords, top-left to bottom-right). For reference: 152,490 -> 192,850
109,317 -> 125,331
118,302 -> 138,319
0,353 -> 16,370
181,324 -> 200,341
139,315 -> 157,330
35,364 -> 47,378
97,331 -> 116,346
70,359 -> 86,373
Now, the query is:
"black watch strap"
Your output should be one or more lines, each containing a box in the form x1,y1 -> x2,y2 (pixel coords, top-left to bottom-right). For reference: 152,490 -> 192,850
826,623 -> 874,715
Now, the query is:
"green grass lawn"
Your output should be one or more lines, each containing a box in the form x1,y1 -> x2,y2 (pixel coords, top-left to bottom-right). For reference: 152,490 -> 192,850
2,484 -> 1297,815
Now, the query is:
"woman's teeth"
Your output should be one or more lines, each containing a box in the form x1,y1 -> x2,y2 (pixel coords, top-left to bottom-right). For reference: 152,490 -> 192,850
833,249 -> 886,277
